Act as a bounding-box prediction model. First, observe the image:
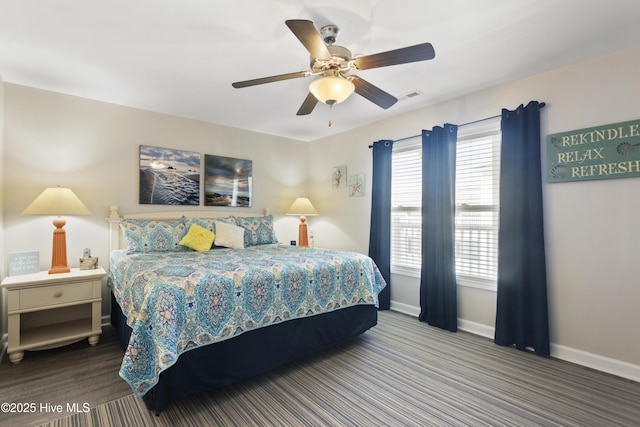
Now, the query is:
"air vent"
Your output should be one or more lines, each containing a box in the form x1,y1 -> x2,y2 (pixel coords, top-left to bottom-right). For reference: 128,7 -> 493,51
403,90 -> 422,99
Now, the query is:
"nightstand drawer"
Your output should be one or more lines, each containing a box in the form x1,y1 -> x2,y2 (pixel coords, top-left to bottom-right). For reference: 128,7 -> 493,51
19,281 -> 93,309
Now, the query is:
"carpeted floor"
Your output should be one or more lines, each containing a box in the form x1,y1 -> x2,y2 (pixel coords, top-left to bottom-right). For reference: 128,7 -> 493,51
38,311 -> 640,426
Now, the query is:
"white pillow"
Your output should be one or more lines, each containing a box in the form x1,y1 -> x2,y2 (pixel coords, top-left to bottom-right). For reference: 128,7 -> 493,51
214,221 -> 245,249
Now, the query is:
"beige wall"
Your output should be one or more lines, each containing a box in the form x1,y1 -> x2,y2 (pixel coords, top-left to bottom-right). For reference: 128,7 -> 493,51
2,45 -> 639,380
309,45 -> 640,379
2,85 -> 309,318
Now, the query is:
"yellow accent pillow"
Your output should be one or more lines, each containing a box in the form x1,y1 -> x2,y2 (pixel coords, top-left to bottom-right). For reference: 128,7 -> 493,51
179,223 -> 216,252
214,221 -> 245,249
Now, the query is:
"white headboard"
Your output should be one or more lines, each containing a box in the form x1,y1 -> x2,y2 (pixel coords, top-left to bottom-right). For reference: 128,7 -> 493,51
106,205 -> 271,253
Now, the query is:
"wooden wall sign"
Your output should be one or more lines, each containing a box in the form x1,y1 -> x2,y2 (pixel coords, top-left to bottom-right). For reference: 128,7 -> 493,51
546,119 -> 640,183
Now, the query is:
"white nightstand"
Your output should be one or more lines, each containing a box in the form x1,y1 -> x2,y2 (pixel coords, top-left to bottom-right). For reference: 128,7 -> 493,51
1,267 -> 105,364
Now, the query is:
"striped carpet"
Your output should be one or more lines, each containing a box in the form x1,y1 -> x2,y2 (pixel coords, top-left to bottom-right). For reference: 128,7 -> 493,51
40,311 -> 640,426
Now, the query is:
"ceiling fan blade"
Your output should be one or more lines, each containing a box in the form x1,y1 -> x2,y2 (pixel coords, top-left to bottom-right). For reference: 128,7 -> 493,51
351,76 -> 398,109
296,92 -> 319,116
285,19 -> 332,61
232,71 -> 309,88
353,42 -> 435,70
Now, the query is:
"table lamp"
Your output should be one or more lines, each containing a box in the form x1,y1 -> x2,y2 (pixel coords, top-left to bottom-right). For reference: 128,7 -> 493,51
22,185 -> 91,274
286,197 -> 318,247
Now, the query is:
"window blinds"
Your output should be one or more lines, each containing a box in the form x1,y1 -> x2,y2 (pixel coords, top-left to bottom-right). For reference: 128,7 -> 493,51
390,118 -> 501,289
391,138 -> 422,273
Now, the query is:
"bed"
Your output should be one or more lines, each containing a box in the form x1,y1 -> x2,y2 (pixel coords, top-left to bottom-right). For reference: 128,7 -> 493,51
106,206 -> 386,414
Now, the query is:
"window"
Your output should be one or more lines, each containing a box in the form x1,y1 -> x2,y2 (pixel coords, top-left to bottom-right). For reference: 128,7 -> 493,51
390,119 -> 501,290
391,138 -> 422,276
454,119 -> 501,290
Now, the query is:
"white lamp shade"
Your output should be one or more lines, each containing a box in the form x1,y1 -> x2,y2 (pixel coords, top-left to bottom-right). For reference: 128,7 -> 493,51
309,76 -> 355,105
22,186 -> 91,216
286,197 -> 318,216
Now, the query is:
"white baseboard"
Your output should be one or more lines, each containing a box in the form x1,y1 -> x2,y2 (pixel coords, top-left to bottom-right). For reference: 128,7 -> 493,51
457,318 -> 495,339
389,301 -> 420,317
389,302 -> 495,338
388,301 -> 639,383
551,343 -> 640,383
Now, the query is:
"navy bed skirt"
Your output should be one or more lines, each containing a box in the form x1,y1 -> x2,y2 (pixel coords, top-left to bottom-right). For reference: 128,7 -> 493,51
111,293 -> 378,414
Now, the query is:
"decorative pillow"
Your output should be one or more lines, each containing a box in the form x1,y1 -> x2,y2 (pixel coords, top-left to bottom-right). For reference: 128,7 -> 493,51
120,219 -> 187,252
235,215 -> 279,247
179,223 -> 216,252
213,221 -> 245,249
182,216 -> 236,249
182,216 -> 235,233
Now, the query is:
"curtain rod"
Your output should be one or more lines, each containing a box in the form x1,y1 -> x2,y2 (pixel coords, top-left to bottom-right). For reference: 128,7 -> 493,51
370,102 -> 546,146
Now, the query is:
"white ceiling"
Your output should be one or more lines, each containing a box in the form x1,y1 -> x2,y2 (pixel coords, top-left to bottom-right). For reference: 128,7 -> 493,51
2,0 -> 640,142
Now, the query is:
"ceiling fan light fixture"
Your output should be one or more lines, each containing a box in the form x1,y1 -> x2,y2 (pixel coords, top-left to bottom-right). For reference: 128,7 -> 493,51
308,75 -> 355,105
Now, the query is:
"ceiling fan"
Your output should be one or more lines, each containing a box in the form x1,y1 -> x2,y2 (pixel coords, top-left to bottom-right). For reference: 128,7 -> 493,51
232,19 -> 435,116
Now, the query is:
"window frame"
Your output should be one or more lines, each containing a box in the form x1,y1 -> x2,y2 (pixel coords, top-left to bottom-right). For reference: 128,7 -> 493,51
390,137 -> 422,278
389,119 -> 501,291
454,119 -> 501,291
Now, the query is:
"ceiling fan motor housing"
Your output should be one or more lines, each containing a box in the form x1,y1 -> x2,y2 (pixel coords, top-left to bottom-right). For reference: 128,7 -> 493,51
310,45 -> 353,75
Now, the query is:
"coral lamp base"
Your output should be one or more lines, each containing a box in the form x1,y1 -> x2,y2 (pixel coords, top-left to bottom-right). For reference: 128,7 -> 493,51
49,216 -> 70,274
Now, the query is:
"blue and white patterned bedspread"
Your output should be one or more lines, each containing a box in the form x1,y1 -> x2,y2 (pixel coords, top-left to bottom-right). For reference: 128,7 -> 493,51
108,244 -> 387,396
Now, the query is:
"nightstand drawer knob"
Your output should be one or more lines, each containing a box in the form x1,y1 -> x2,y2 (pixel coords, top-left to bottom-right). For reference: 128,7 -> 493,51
54,291 -> 63,298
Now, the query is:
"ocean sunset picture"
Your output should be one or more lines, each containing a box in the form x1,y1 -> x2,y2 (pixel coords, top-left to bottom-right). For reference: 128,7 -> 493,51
139,145 -> 201,205
205,154 -> 252,207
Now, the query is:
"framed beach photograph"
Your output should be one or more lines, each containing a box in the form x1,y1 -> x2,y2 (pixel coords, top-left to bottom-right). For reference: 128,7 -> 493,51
204,154 -> 252,207
139,145 -> 201,205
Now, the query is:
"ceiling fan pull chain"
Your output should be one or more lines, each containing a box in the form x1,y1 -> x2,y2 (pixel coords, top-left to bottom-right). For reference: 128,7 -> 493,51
328,104 -> 333,127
